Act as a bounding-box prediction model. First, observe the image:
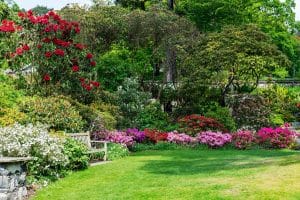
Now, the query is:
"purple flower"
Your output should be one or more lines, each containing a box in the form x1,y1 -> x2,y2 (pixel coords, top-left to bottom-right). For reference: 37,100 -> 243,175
197,131 -> 232,148
126,128 -> 146,143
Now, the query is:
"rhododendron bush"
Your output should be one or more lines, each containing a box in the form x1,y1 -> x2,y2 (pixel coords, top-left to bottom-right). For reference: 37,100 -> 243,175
232,130 -> 256,150
0,10 -> 100,101
197,131 -> 232,148
257,126 -> 296,149
179,115 -> 227,136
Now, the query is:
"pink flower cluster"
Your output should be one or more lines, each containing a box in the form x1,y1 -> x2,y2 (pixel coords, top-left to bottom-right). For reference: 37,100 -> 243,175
105,131 -> 135,147
197,131 -> 232,148
257,127 -> 296,149
126,128 -> 146,143
167,131 -> 196,145
232,130 -> 256,149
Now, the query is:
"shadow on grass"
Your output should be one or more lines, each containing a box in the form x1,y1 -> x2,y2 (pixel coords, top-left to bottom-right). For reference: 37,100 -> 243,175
139,150 -> 300,176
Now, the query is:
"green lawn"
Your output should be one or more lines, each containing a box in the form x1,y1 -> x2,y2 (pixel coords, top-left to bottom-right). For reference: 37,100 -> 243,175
33,149 -> 300,200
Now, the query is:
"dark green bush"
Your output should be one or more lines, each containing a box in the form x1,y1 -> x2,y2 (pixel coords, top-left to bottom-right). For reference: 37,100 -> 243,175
205,106 -> 236,132
64,138 -> 89,170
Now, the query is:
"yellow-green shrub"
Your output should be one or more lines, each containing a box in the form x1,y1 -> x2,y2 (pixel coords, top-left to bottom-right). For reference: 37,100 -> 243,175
0,107 -> 28,127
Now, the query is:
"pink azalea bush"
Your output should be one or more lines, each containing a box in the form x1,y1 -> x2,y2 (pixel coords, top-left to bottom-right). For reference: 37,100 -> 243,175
197,131 -> 232,148
232,130 -> 256,149
105,131 -> 135,147
126,128 -> 146,142
167,131 -> 196,145
257,126 -> 296,149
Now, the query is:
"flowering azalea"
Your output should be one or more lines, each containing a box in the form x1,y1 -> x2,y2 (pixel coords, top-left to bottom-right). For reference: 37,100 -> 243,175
72,65 -> 79,72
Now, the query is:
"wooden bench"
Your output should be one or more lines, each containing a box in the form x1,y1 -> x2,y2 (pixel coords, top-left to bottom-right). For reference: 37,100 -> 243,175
69,132 -> 108,161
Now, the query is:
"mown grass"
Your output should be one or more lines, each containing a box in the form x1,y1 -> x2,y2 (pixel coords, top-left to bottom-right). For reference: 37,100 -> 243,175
33,149 -> 300,200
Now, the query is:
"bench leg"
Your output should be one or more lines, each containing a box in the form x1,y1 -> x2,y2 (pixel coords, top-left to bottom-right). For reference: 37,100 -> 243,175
104,142 -> 107,161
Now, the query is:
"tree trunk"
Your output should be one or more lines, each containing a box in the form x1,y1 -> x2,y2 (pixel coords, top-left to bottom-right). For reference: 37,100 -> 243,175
168,0 -> 174,10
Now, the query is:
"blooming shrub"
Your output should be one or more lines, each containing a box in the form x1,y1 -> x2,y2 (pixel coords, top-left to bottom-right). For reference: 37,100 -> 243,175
0,10 -> 100,101
257,126 -> 296,149
167,131 -> 196,145
0,124 -> 68,179
197,131 -> 232,148
144,129 -> 168,143
105,131 -> 135,147
107,143 -> 129,161
232,130 -> 256,149
126,128 -> 146,142
179,115 -> 227,136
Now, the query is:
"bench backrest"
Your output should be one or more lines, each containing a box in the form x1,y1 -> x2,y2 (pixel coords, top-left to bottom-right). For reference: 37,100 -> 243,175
69,132 -> 91,149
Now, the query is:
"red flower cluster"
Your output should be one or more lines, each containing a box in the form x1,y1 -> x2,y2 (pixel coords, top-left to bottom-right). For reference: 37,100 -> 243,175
0,20 -> 22,33
72,65 -> 79,72
144,129 -> 168,143
11,44 -> 30,57
53,38 -> 71,47
75,43 -> 85,50
178,115 -> 227,136
80,78 -> 100,91
54,49 -> 65,56
43,74 -> 51,81
45,51 -> 52,58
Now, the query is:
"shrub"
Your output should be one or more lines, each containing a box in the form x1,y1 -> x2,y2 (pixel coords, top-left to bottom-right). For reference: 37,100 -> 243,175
257,126 -> 296,149
20,96 -> 85,132
144,129 -> 168,143
0,124 -> 68,180
178,115 -> 226,136
0,82 -> 24,108
205,106 -> 236,132
0,107 -> 28,126
99,112 -> 117,130
232,130 -> 256,149
107,143 -> 129,160
116,78 -> 151,128
197,131 -> 232,148
167,131 -> 196,145
126,128 -> 146,142
226,94 -> 271,129
63,138 -> 89,170
135,102 -> 171,131
106,131 -> 135,147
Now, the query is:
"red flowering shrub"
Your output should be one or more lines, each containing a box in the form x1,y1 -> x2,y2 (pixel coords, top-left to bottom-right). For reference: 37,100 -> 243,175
257,126 -> 296,149
0,10 -> 99,102
144,129 -> 168,143
232,130 -> 256,149
178,115 -> 227,136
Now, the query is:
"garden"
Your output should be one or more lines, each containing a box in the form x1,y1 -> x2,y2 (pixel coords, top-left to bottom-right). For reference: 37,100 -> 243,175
0,0 -> 300,199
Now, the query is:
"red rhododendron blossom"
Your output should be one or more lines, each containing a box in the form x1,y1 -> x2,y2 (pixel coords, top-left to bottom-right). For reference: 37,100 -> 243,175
90,61 -> 96,67
91,81 -> 100,87
37,44 -> 42,49
53,38 -> 71,47
86,53 -> 93,59
42,38 -> 51,43
22,44 -> 30,51
43,74 -> 51,81
16,47 -> 23,55
54,49 -> 65,56
72,65 -> 79,72
74,43 -> 85,50
85,85 -> 92,91
0,20 -> 21,32
45,52 -> 52,58
79,77 -> 85,82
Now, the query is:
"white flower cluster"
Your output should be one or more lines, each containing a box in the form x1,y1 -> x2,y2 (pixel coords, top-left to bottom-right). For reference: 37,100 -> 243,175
0,123 -> 68,165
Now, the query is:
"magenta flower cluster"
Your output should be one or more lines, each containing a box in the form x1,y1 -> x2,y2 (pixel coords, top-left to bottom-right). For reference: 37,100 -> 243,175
105,131 -> 135,147
126,128 -> 146,142
257,127 -> 296,148
197,131 -> 232,148
167,131 -> 196,145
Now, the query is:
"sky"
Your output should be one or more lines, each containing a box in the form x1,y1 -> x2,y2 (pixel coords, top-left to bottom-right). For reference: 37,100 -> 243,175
12,0 -> 300,21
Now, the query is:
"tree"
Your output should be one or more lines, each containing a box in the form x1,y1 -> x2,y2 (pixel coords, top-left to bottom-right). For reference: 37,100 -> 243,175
31,5 -> 52,15
178,25 -> 290,107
